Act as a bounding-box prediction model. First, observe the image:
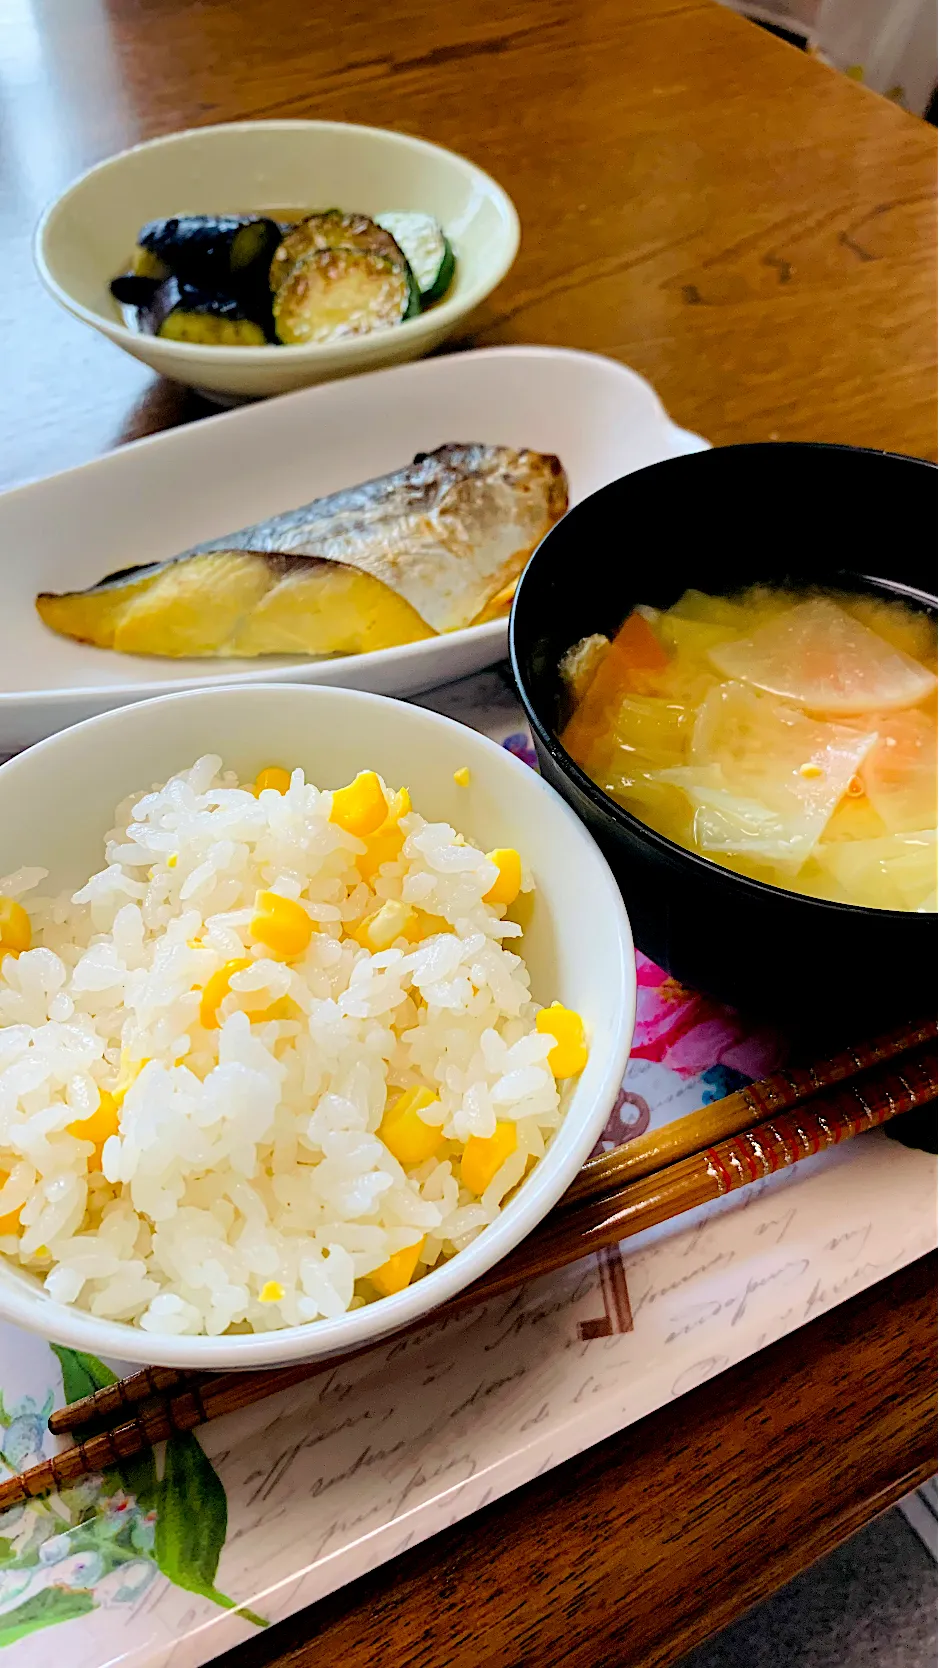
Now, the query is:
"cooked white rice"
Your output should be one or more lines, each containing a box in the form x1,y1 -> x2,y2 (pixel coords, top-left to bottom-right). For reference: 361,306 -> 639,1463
0,757 -> 577,1336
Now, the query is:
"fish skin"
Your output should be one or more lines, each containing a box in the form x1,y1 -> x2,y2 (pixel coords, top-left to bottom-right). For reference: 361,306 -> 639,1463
182,443 -> 568,633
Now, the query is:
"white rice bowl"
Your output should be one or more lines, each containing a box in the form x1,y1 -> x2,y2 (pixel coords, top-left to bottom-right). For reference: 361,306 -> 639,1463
0,757 -> 578,1338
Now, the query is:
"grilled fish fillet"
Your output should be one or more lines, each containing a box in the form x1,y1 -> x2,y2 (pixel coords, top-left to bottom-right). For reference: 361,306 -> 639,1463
36,444 -> 568,658
37,553 -> 434,659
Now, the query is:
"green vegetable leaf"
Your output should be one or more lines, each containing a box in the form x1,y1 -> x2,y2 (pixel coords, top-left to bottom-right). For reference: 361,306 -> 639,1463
0,1586 -> 96,1648
155,1433 -> 266,1628
50,1346 -> 157,1510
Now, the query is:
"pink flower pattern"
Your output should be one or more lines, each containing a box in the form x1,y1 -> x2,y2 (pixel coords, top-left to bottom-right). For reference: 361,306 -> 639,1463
631,952 -> 785,1080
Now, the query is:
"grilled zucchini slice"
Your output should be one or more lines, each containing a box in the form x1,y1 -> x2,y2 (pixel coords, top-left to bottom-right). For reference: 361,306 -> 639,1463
375,213 -> 455,304
272,248 -> 418,346
269,210 -> 407,293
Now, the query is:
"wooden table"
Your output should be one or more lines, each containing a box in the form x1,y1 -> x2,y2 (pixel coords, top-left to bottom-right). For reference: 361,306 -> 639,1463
1,1 -> 935,1662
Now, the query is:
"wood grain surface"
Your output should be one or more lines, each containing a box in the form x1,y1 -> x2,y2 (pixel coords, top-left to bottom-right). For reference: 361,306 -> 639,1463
0,0 -> 935,494
219,1254 -> 938,1668
0,2 -> 935,1661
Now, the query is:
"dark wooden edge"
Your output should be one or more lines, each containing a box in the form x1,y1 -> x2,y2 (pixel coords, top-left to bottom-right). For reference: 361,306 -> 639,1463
220,1253 -> 937,1668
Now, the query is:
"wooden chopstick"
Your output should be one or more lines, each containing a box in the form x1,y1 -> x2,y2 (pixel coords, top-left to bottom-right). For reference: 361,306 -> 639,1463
47,1364 -> 211,1435
566,1015 -> 937,1201
49,1017 -> 935,1439
501,1045 -> 936,1287
5,1041 -> 931,1508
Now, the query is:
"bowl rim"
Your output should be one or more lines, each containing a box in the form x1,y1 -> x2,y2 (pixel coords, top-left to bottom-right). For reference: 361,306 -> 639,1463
510,440 -> 938,928
33,118 -> 521,364
0,681 -> 635,1367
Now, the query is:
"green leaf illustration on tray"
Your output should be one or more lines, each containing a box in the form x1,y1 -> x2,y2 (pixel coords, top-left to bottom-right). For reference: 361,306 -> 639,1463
155,1428 -> 265,1627
0,1346 -> 266,1649
50,1347 -> 158,1510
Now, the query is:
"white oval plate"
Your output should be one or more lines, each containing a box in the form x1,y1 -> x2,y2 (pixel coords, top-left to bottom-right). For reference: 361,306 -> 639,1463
0,346 -> 707,748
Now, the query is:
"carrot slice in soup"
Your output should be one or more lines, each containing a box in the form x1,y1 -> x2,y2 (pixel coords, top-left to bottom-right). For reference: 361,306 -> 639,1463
562,611 -> 670,762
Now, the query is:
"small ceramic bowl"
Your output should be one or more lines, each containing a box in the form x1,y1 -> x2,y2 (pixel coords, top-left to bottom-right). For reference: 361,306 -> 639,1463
0,684 -> 634,1369
511,442 -> 938,1026
34,120 -> 520,403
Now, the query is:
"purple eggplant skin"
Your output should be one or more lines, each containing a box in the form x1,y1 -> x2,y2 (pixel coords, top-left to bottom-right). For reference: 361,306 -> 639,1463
109,272 -> 163,308
133,277 -> 273,346
137,214 -> 281,289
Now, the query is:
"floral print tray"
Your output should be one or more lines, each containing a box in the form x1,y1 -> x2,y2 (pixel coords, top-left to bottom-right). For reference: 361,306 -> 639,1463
0,668 -> 934,1668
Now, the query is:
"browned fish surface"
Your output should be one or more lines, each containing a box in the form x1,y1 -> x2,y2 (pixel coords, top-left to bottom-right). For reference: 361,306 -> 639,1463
36,444 -> 569,657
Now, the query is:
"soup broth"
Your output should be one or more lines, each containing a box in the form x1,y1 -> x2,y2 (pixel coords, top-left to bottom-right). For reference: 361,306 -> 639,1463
560,586 -> 937,912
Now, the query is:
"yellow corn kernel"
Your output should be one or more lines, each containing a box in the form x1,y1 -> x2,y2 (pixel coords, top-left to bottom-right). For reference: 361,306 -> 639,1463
357,826 -> 405,881
67,1090 -> 120,1146
0,897 -> 31,955
111,1051 -> 150,1106
67,1090 -> 121,1169
383,786 -> 410,825
483,848 -> 522,907
251,892 -> 313,961
379,1087 -> 443,1166
255,766 -> 292,796
460,1122 -> 518,1195
453,766 -> 471,787
370,1238 -> 425,1297
403,908 -> 454,944
353,786 -> 411,878
167,853 -> 178,869
799,762 -> 823,780
32,1245 -> 51,1262
248,995 -> 299,1024
350,899 -> 416,952
0,1171 -> 20,1237
259,1280 -> 285,1303
329,771 -> 388,838
535,1003 -> 589,1077
199,957 -> 252,1028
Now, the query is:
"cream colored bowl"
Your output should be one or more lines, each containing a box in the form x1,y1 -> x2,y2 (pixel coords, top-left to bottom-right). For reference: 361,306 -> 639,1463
0,684 -> 634,1370
34,121 -> 520,402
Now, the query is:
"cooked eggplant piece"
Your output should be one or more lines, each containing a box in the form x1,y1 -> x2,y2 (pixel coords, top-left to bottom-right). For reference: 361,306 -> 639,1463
138,278 -> 270,346
273,248 -> 418,346
269,210 -> 408,293
110,272 -> 163,307
131,245 -> 171,281
375,213 -> 455,304
137,214 -> 281,288
36,551 -> 433,659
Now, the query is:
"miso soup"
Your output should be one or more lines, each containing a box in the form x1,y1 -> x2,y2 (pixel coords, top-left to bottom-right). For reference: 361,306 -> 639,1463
560,587 -> 937,912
